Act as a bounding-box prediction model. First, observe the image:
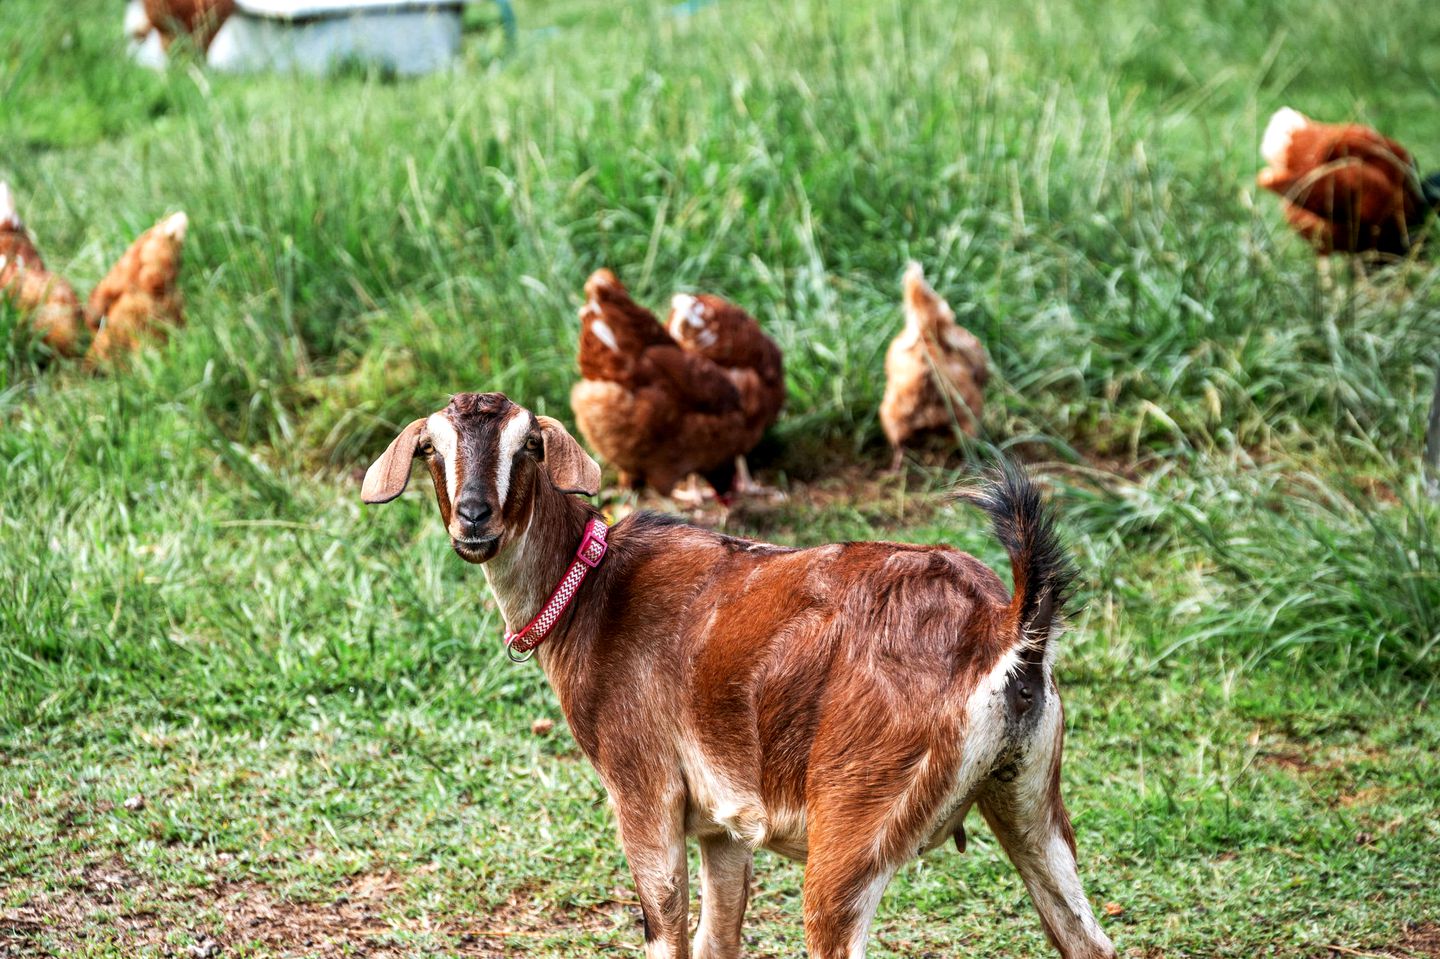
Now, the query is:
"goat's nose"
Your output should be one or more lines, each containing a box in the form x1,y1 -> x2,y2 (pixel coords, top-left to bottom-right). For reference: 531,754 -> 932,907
456,499 -> 492,526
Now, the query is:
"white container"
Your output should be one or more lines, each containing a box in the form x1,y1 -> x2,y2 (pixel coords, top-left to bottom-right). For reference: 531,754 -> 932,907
206,0 -> 465,76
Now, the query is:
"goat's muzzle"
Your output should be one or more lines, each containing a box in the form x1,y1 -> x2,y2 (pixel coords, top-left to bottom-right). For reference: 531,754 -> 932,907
452,534 -> 500,564
449,494 -> 503,562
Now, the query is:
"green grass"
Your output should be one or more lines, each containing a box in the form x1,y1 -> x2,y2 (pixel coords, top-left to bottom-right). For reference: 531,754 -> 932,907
2,0 -> 1439,955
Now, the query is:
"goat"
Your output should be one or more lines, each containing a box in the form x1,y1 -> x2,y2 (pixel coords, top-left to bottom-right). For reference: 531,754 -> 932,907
361,391 -> 1116,959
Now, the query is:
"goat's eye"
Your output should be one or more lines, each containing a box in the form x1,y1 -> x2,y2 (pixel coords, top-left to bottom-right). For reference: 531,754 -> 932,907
524,435 -> 542,455
417,440 -> 434,456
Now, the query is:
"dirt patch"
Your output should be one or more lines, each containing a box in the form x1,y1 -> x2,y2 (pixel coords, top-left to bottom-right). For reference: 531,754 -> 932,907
1336,786 -> 1393,808
1314,922 -> 1440,959
1256,748 -> 1321,773
1251,736 -> 1391,779
1,857 -> 640,958
1397,922 -> 1440,957
207,870 -> 445,957
447,888 -> 641,953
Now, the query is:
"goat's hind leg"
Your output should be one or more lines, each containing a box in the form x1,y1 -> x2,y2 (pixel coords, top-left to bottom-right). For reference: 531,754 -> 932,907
800,845 -> 895,959
977,735 -> 1115,958
694,832 -> 753,959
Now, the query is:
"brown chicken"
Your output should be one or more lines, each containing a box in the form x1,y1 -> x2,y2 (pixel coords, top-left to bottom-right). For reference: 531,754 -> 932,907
570,269 -> 750,500
1257,107 -> 1440,258
880,262 -> 988,469
85,212 -> 188,369
0,183 -> 85,357
666,291 -> 784,489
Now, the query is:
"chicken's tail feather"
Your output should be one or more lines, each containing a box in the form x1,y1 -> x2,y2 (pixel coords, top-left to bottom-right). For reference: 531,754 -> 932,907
1421,171 -> 1440,212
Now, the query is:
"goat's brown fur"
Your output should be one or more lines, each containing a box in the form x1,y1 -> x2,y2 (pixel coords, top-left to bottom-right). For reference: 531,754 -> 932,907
363,392 -> 1115,959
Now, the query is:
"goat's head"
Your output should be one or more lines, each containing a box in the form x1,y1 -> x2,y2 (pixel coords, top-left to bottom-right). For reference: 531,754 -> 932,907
360,392 -> 601,563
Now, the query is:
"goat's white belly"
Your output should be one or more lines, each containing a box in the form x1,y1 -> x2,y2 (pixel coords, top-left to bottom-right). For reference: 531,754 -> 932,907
758,807 -> 808,861
686,794 -> 809,860
680,739 -> 809,858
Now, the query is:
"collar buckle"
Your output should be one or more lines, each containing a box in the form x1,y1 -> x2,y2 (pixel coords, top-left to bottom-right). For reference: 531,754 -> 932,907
576,519 -> 608,568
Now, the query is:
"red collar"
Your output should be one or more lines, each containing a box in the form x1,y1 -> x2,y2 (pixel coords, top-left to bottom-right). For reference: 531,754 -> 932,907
504,517 -> 608,662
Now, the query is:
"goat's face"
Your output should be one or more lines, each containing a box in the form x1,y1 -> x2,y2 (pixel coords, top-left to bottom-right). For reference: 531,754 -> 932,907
361,392 -> 601,564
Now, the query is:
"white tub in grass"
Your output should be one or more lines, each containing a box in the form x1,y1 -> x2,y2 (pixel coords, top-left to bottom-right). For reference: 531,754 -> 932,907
207,0 -> 465,76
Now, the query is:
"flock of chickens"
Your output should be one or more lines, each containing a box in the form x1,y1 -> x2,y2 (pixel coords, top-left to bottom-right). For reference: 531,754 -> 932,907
566,106 -> 1439,502
1,105 -> 1436,498
0,183 -> 188,369
570,263 -> 984,503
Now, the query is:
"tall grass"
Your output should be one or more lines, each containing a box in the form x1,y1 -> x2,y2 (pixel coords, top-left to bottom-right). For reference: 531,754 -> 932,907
1,0 -> 1438,728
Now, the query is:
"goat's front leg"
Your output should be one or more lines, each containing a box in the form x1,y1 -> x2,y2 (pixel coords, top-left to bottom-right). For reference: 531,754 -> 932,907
613,787 -> 691,959
694,832 -> 753,959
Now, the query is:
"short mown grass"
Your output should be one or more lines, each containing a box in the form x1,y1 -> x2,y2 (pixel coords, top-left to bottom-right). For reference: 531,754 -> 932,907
2,0 -> 1438,956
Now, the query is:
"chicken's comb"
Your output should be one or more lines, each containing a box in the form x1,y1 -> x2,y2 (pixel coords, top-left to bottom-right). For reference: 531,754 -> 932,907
0,182 -> 20,230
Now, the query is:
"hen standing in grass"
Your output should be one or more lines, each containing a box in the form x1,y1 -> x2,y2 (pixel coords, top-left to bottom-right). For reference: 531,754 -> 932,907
570,269 -> 749,500
1257,107 -> 1440,258
666,291 -> 784,492
0,183 -> 85,357
85,212 -> 189,369
880,262 -> 988,470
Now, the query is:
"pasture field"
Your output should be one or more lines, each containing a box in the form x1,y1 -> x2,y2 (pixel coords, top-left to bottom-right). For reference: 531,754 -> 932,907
2,0 -> 1439,955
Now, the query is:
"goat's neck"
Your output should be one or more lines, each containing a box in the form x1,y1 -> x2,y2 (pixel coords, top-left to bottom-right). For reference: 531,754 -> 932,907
480,479 -> 591,634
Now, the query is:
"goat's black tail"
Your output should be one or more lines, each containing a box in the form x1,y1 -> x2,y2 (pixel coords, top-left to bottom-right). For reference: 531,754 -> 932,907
964,460 -> 1078,664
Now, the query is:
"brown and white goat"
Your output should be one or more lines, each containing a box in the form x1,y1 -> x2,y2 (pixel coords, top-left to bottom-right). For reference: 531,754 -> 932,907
361,391 -> 1116,959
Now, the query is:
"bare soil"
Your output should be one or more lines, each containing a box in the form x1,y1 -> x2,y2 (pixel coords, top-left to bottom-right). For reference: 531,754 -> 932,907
0,856 -> 642,958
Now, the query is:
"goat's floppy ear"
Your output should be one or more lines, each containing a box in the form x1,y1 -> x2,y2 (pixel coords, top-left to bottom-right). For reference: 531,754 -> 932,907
538,416 -> 601,496
362,418 -> 428,504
